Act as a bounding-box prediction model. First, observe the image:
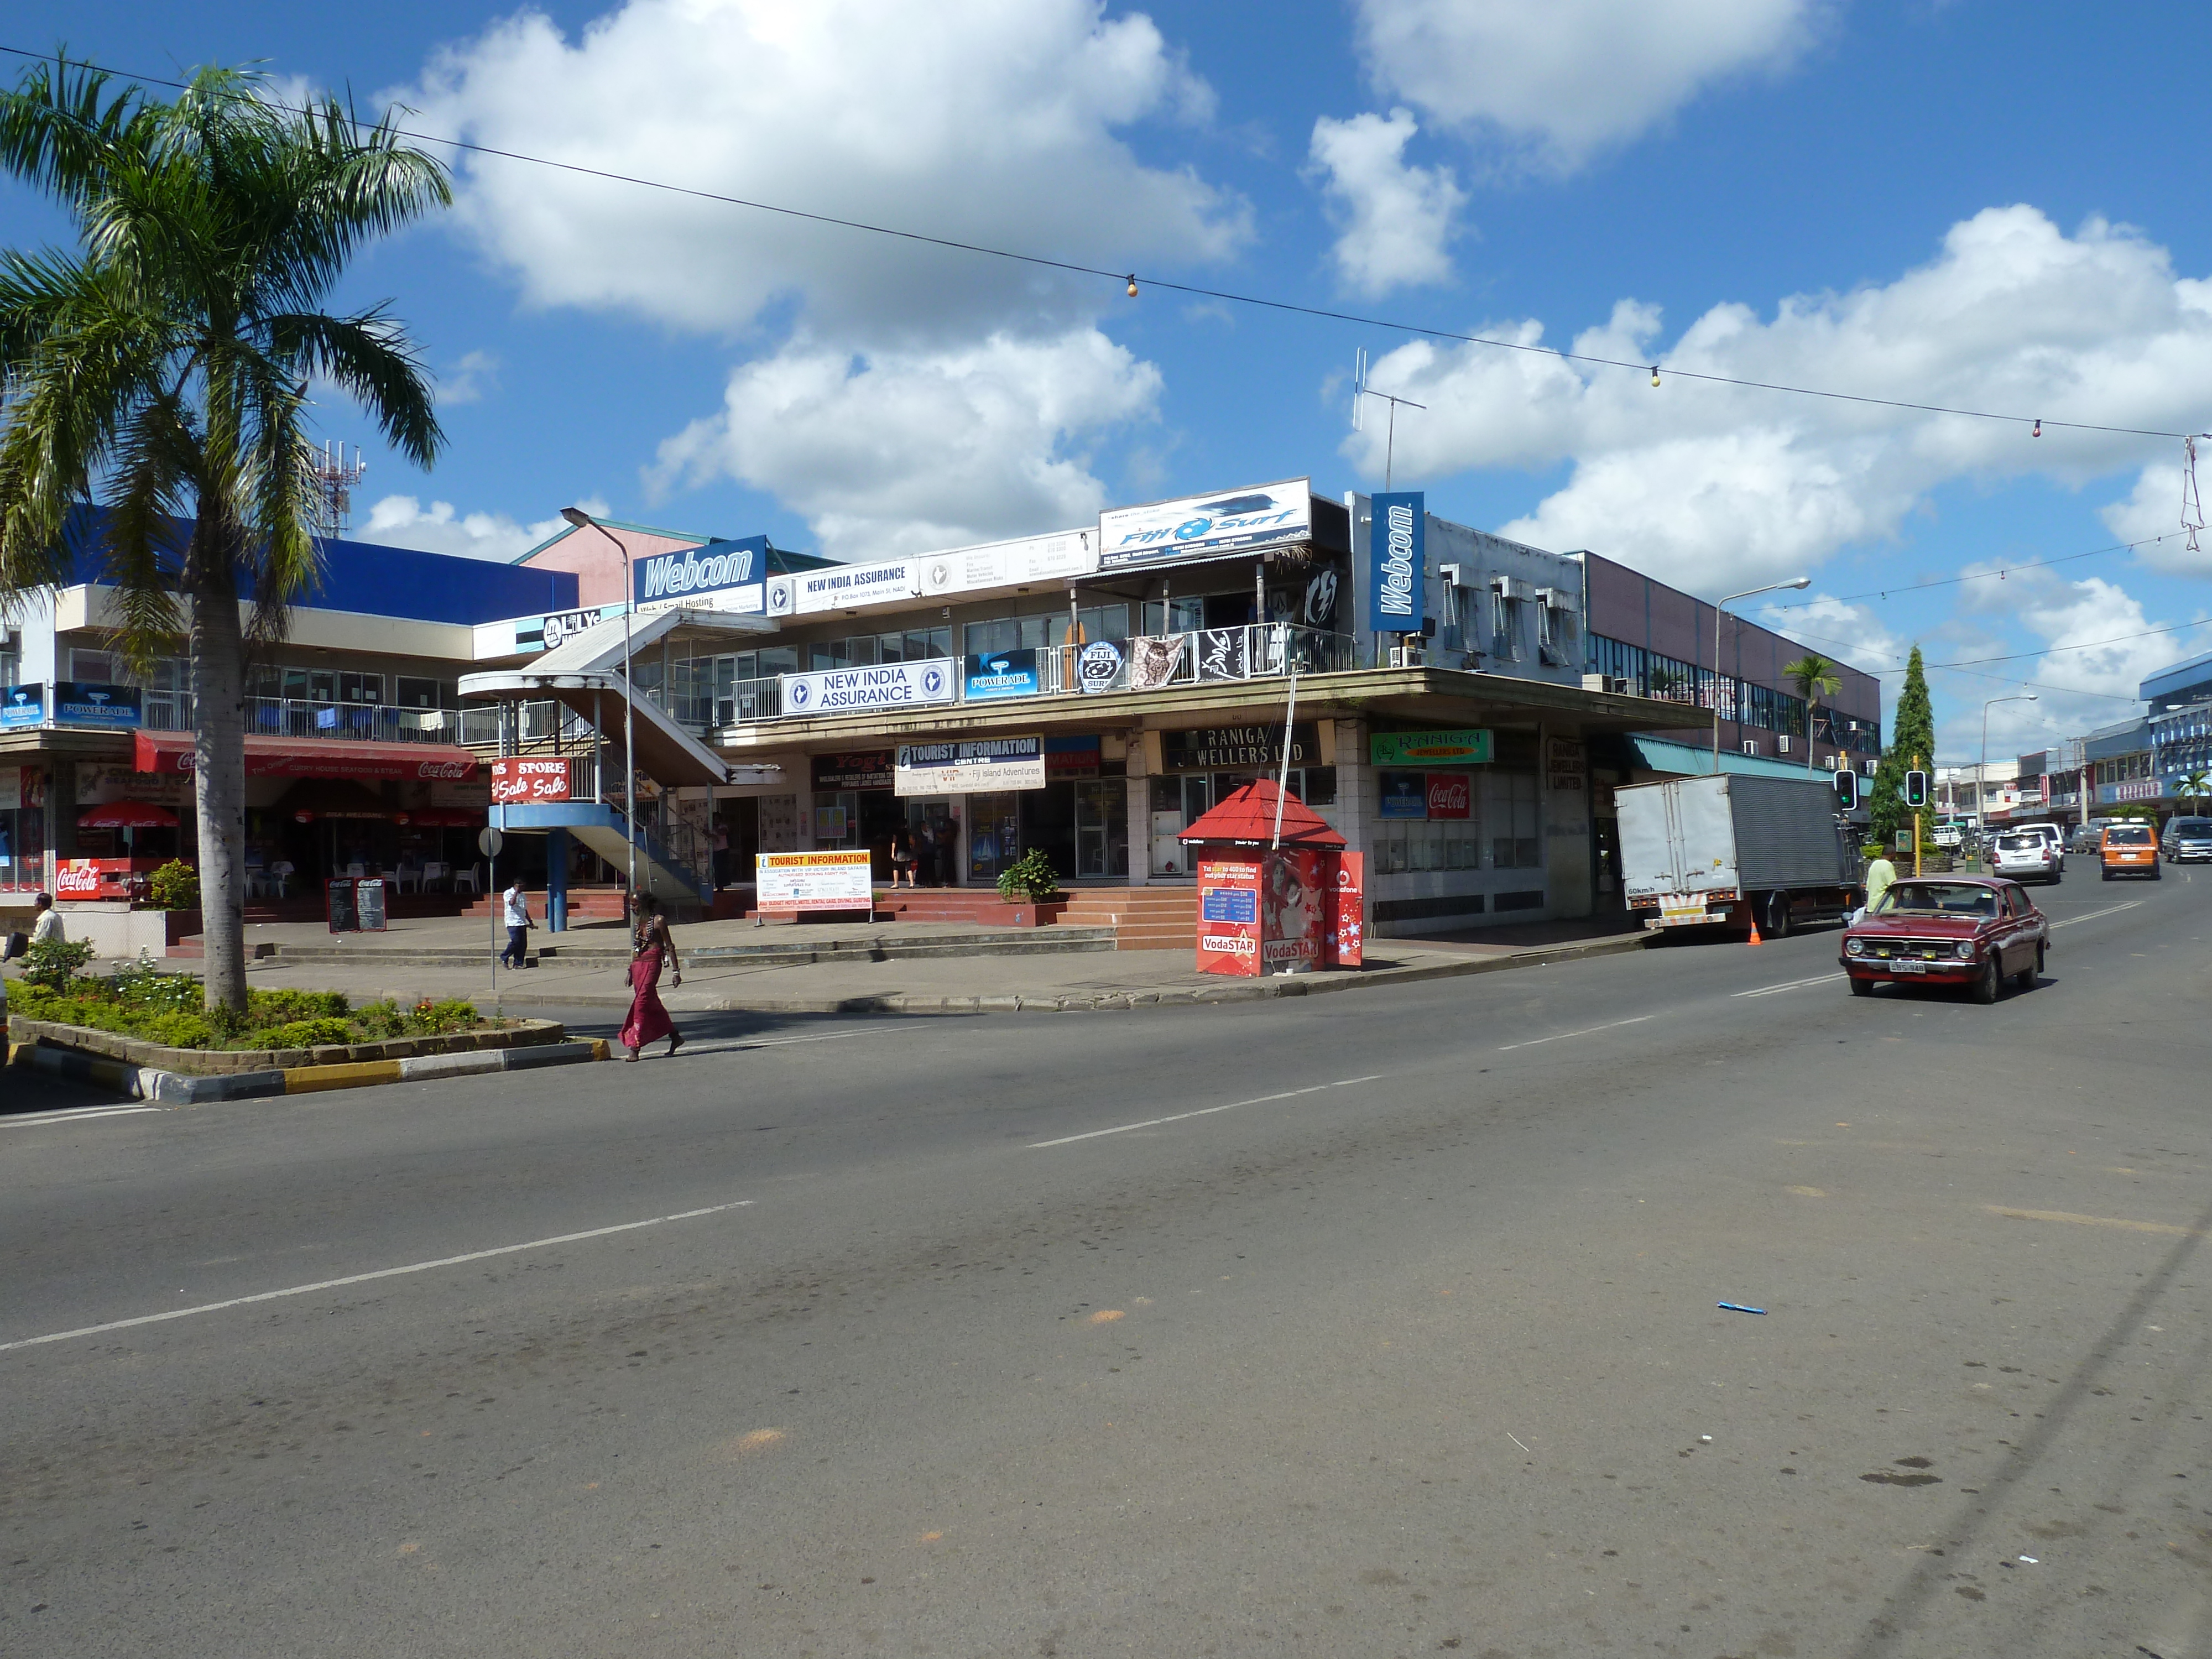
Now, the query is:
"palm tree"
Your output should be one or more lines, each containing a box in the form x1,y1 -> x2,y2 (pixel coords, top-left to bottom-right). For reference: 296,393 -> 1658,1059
0,58 -> 448,1011
2182,770 -> 2212,815
1781,653 -> 1844,773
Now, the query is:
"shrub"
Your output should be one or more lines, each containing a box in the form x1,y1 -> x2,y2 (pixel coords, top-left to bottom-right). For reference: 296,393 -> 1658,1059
110,952 -> 201,1012
995,847 -> 1061,903
140,1010 -> 214,1049
247,1017 -> 356,1051
19,935 -> 96,991
147,859 -> 200,911
406,997 -> 479,1036
247,987 -> 349,1023
353,1000 -> 408,1040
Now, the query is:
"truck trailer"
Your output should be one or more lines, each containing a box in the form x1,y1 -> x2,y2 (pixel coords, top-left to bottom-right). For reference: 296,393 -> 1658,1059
1616,773 -> 1865,938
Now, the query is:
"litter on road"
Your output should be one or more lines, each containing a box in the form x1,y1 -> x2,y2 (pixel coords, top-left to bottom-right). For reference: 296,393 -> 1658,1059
1718,1302 -> 1767,1314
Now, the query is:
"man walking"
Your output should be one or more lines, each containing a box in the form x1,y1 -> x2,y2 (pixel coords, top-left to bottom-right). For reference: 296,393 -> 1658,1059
30,889 -> 64,945
500,879 -> 533,968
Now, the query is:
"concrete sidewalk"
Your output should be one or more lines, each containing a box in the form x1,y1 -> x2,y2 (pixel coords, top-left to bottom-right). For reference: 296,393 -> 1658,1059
188,912 -> 1654,1015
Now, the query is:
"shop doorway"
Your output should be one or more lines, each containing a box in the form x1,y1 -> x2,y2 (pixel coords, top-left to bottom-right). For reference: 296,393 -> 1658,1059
1073,779 -> 1129,879
905,797 -> 958,886
967,792 -> 1021,884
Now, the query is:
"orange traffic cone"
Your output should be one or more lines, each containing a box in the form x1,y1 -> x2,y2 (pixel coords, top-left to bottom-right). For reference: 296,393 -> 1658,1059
1747,910 -> 1764,946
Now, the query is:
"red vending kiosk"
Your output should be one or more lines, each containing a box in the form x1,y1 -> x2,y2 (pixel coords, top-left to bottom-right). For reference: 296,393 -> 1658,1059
1180,780 -> 1357,978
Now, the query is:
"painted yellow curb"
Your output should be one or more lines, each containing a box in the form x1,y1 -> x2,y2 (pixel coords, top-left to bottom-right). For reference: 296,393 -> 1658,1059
283,1060 -> 404,1094
587,1038 -> 610,1061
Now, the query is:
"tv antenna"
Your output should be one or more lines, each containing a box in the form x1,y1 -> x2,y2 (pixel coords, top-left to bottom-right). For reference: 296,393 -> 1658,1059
310,440 -> 368,539
1352,349 -> 1425,492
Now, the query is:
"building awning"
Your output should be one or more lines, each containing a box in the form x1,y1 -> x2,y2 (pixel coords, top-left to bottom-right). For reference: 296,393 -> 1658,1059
1631,736 -> 1833,782
134,729 -> 481,782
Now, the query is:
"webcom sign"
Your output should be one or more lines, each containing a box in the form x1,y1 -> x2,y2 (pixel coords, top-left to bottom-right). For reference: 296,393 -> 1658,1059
633,536 -> 767,611
1366,491 -> 1423,628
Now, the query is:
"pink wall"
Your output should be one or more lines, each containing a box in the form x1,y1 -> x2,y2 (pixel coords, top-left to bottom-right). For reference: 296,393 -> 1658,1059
522,525 -> 706,609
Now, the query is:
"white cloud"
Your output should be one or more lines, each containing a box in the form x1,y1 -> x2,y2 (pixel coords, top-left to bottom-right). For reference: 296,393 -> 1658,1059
438,350 -> 500,408
2099,460 -> 2212,574
359,494 -> 601,562
407,0 -> 1246,341
1308,109 -> 1465,296
1345,207 -> 2212,595
1756,593 -> 1909,681
649,330 -> 1159,560
1354,0 -> 1821,170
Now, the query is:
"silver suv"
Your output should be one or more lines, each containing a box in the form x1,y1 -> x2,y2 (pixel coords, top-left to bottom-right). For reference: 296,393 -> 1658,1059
1991,825 -> 2065,885
2162,816 -> 2212,863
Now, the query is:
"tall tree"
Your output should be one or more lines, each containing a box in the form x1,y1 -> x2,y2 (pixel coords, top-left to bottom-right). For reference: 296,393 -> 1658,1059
1870,645 -> 1934,848
1781,652 -> 1843,773
0,58 -> 448,1010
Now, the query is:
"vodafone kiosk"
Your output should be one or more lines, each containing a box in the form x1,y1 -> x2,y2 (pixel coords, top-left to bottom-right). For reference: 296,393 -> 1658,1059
1180,780 -> 1364,978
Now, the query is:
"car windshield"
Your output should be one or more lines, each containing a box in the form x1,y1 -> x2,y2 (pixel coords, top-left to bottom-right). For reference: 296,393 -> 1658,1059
2107,826 -> 2153,845
2173,819 -> 2211,835
1875,881 -> 1999,918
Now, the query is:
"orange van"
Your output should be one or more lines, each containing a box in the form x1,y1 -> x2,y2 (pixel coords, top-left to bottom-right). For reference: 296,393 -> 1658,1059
2099,821 -> 2161,880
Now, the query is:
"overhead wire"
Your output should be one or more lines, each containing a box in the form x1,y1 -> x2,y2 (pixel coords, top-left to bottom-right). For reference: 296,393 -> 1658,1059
1,41 -> 2207,444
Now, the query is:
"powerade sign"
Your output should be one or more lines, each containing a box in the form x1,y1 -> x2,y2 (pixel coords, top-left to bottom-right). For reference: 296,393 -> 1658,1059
782,660 -> 953,715
1367,491 -> 1423,628
54,682 -> 142,728
1098,478 -> 1312,571
1,683 -> 43,728
964,649 -> 1040,701
633,536 -> 767,610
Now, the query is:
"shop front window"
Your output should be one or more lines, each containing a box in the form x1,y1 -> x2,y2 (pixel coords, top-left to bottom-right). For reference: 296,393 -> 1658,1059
968,792 -> 1022,881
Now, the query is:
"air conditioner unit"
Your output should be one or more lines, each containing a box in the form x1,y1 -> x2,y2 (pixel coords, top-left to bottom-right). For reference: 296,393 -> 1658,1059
1862,759 -> 1877,776
1776,734 -> 1792,754
1825,753 -> 1843,771
1437,563 -> 1465,587
1743,740 -> 1760,756
1534,586 -> 1577,611
1489,575 -> 1534,602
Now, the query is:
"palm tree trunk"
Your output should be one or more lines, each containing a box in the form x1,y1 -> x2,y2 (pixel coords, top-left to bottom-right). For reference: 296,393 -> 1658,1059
186,517 -> 250,1013
1807,699 -> 1817,772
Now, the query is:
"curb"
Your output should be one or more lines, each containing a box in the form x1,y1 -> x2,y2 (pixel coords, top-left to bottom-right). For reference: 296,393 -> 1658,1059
7,1037 -> 610,1103
477,931 -> 1653,1016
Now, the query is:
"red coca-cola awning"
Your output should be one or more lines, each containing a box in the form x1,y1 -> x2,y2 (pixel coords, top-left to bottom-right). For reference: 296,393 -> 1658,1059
1178,779 -> 1346,848
134,729 -> 480,782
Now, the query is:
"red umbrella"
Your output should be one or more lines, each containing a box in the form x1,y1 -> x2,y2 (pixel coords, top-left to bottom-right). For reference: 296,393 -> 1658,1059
77,800 -> 179,830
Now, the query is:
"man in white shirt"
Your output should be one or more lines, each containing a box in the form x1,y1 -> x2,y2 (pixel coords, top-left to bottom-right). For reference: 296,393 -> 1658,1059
30,890 -> 64,945
499,880 -> 532,968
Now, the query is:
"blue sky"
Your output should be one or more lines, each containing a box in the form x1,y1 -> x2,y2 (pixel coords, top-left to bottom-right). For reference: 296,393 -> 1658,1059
4,1 -> 2209,760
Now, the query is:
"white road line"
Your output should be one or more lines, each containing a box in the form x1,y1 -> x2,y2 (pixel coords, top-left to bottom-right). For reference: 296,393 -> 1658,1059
1496,1015 -> 1653,1052
0,1105 -> 164,1128
1332,1074 -> 1386,1086
1736,972 -> 1848,998
2049,901 -> 2144,928
1030,1086 -> 1334,1149
0,1198 -> 755,1355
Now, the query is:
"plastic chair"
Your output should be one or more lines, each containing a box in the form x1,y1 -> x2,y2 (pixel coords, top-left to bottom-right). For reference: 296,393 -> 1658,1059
452,862 -> 483,898
345,861 -> 366,879
269,860 -> 294,898
394,864 -> 421,895
422,860 -> 448,891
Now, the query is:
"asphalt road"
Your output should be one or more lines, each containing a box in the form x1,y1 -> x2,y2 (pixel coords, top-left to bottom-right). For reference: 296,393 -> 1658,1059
4,868 -> 2210,1658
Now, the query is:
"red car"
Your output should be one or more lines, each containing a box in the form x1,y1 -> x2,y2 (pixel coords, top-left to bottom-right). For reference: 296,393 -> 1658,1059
1839,875 -> 2048,1003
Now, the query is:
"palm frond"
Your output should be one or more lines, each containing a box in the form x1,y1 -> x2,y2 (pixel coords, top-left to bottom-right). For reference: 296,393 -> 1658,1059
268,307 -> 442,467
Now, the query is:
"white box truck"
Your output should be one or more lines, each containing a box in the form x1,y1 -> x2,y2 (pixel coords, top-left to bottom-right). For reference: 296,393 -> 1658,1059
1616,773 -> 1865,938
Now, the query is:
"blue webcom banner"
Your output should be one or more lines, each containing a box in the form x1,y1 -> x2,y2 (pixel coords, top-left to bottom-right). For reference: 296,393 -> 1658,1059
1366,491 -> 1424,630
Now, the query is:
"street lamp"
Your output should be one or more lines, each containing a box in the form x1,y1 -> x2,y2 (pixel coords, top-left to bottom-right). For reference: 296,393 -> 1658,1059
561,507 -> 638,924
1712,576 -> 1812,770
1979,692 -> 2038,860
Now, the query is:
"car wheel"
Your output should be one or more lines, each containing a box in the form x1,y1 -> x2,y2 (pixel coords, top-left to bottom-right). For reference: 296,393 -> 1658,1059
1972,955 -> 2001,1004
2048,868 -> 2062,885
1848,974 -> 1873,997
2101,865 -> 2113,880
2013,950 -> 2037,992
2153,865 -> 2162,880
1762,890 -> 1792,939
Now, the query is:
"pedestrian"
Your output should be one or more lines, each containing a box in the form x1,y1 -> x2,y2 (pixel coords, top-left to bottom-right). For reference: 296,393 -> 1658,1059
933,816 -> 958,887
711,817 -> 729,889
30,890 -> 64,945
500,878 -> 532,968
619,892 -> 684,1061
1856,848 -> 1898,924
889,822 -> 917,889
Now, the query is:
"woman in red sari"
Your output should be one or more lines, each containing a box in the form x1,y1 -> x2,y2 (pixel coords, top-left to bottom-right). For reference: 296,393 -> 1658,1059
620,893 -> 684,1061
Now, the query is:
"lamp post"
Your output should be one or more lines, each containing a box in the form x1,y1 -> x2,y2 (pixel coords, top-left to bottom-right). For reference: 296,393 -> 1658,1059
561,507 -> 638,924
1712,577 -> 1812,771
1979,692 -> 2038,865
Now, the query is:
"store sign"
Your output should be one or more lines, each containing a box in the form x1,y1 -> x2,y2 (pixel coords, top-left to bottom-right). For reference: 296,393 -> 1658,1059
1425,774 -> 1471,819
1196,857 -> 1262,977
515,606 -> 627,651
1546,735 -> 1586,792
634,536 -> 767,612
963,649 -> 1041,701
1098,478 -> 1311,572
921,529 -> 1097,596
895,735 -> 1046,796
1370,728 -> 1492,767
1077,638 -> 1124,692
1162,723 -> 1318,773
1196,629 -> 1248,681
811,750 -> 895,790
1,684 -> 41,728
1365,491 -> 1424,628
55,860 -> 106,899
766,557 -> 921,617
1332,851 -> 1365,968
781,660 -> 954,715
1045,735 -> 1101,779
1378,771 -> 1428,819
50,682 -> 143,729
491,757 -> 571,805
755,848 -> 872,912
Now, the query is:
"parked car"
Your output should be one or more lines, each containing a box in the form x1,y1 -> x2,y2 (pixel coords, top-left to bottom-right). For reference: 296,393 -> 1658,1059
1839,876 -> 2048,1004
2161,815 -> 2212,863
1990,825 -> 2064,885
1931,822 -> 1964,849
2099,822 -> 2161,880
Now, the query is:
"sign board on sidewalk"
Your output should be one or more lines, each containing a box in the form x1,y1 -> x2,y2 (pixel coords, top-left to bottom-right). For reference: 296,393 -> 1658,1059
1197,857 -> 1262,977
895,735 -> 1046,796
326,877 -> 388,933
755,849 -> 873,913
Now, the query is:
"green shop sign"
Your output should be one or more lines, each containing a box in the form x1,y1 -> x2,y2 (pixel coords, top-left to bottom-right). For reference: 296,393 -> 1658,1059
1369,728 -> 1493,767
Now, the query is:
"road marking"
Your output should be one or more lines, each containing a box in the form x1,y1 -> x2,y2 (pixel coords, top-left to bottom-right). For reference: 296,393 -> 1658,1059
1496,1015 -> 1653,1051
1984,1205 -> 2199,1238
1735,972 -> 1848,998
1332,1074 -> 1386,1086
1029,1086 -> 1334,1148
2048,901 -> 2145,928
0,1104 -> 164,1128
0,1198 -> 755,1355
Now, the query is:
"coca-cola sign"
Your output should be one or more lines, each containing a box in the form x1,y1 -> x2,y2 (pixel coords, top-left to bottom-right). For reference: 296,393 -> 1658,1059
491,757 -> 572,804
1425,774 -> 1471,819
415,759 -> 476,780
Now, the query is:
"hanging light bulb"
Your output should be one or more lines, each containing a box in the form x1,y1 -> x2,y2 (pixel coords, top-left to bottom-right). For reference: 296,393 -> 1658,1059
1126,274 -> 1139,299
2031,418 -> 2042,437
1650,366 -> 1661,388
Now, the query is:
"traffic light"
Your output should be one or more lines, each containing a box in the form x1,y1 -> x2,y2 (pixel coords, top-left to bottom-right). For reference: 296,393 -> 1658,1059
1834,769 -> 1859,811
1903,769 -> 1929,808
